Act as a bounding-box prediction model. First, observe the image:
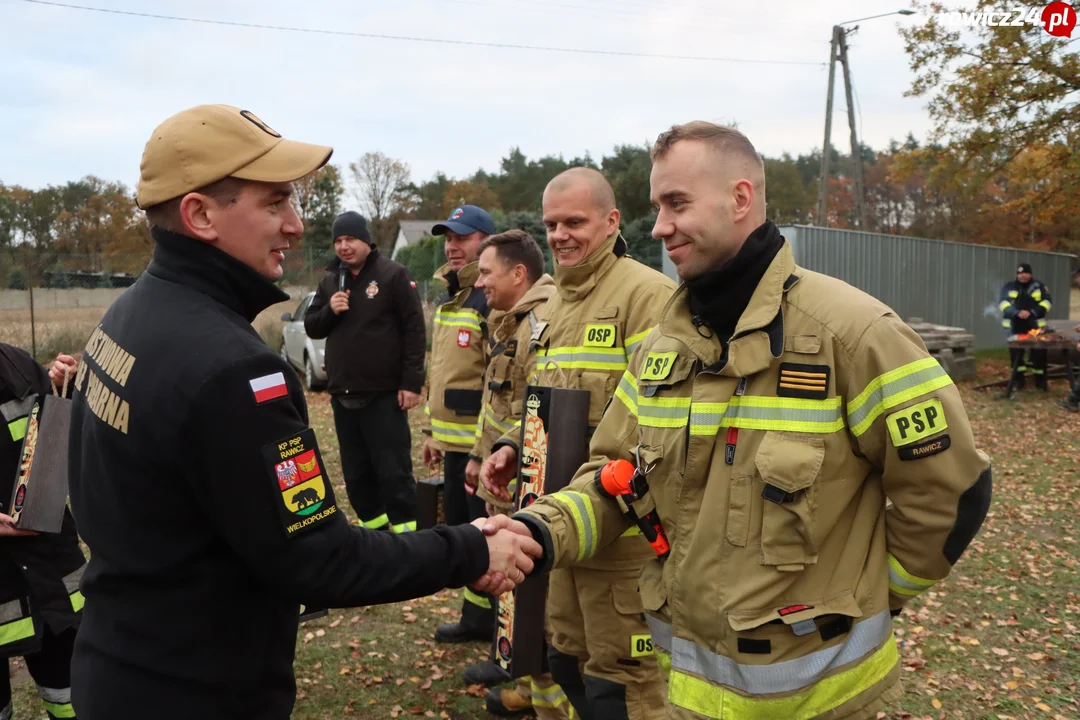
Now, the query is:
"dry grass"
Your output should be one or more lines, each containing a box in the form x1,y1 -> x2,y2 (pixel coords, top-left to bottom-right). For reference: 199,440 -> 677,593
0,308 -> 103,364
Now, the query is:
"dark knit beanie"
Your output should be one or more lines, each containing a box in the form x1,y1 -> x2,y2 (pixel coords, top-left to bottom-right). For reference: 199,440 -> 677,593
332,211 -> 373,245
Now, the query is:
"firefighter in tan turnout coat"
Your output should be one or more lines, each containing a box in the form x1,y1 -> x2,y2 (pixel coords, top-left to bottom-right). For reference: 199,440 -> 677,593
483,168 -> 676,720
464,229 -> 573,718
489,123 -> 993,719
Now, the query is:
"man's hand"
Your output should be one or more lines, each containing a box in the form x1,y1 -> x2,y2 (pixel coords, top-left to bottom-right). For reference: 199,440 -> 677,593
482,446 -> 518,502
465,459 -> 482,490
1018,309 -> 1031,320
422,435 -> 443,468
330,290 -> 351,315
469,516 -> 542,595
49,354 -> 77,389
398,390 -> 421,411
0,513 -> 37,537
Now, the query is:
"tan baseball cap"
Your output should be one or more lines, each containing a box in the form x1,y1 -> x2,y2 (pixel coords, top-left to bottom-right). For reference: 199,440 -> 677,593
136,104 -> 333,208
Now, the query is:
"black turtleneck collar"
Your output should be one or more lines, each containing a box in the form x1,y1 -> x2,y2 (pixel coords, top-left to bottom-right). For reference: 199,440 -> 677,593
687,220 -> 785,342
146,228 -> 290,323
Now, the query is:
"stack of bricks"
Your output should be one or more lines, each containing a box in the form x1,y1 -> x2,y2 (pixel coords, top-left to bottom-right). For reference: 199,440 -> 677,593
906,318 -> 976,381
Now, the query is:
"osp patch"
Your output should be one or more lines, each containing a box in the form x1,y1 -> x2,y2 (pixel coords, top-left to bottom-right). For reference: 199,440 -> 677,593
263,428 -> 338,537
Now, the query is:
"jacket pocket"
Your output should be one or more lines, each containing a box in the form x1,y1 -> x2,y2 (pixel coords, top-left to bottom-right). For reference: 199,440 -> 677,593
444,388 -> 482,416
755,432 -> 825,570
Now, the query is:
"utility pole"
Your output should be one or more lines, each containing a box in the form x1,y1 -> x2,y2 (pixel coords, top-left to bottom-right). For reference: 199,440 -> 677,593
838,27 -> 870,230
816,26 -> 840,227
816,10 -> 913,229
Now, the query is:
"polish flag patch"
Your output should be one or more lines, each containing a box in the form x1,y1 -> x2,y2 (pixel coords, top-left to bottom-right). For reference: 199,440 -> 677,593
250,372 -> 288,403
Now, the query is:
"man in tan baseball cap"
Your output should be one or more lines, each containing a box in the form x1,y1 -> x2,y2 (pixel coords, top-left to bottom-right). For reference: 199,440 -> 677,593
67,105 -> 543,719
135,103 -> 332,280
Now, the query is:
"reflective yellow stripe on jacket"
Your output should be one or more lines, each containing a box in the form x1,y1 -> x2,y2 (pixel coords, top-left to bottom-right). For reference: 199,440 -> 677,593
846,358 -> 952,437
614,369 -> 846,435
431,417 -> 479,447
434,308 -> 483,332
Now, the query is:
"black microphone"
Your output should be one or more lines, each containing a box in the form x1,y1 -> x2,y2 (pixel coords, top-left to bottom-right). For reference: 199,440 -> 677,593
338,265 -> 347,293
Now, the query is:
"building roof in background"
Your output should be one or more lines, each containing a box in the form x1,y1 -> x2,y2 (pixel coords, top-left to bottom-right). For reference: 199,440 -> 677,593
398,220 -> 440,246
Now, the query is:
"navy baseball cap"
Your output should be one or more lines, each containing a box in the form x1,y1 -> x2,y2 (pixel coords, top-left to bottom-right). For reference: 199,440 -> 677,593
432,205 -> 494,236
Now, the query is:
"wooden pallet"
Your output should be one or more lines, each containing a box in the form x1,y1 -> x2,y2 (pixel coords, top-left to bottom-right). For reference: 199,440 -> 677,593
906,318 -> 976,381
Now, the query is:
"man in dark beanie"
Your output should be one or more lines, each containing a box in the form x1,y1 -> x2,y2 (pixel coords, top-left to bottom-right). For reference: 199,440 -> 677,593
305,210 -> 427,533
998,261 -> 1053,390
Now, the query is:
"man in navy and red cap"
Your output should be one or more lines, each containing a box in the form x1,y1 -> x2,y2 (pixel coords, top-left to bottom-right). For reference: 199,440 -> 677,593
420,205 -> 500,645
999,261 -> 1053,390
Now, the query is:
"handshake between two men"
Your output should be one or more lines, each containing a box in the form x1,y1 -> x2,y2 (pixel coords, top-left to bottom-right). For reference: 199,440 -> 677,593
470,514 -> 544,595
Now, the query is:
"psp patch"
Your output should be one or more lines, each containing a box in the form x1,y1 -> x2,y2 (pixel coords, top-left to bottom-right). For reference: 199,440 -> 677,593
263,428 -> 338,537
777,363 -> 830,400
886,397 -> 948,447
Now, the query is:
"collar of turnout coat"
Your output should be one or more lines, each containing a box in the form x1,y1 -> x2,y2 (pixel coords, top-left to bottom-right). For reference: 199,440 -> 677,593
147,228 -> 291,323
553,232 -> 628,302
434,260 -> 480,296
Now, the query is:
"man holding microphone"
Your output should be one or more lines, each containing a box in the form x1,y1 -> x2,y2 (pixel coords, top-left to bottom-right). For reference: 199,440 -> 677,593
305,210 -> 426,534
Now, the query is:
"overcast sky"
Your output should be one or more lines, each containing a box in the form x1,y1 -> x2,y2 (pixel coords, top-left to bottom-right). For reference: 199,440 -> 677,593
1,0 -> 943,195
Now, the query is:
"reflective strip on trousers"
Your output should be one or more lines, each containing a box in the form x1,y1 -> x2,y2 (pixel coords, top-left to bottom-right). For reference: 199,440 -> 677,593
37,686 -> 72,705
63,565 -> 86,613
530,681 -> 571,708
689,397 -> 844,435
362,513 -> 390,530
887,554 -> 936,597
548,491 -> 597,561
392,521 -> 417,533
847,358 -> 953,437
668,638 -> 899,720
0,598 -> 35,647
646,610 -> 892,695
537,346 -> 628,372
464,588 -> 492,609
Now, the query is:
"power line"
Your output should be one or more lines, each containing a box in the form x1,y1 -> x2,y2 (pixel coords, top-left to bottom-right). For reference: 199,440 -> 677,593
19,0 -> 825,66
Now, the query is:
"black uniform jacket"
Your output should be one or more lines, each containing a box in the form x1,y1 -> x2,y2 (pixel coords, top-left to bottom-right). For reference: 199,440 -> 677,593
0,343 -> 85,658
304,249 -> 427,395
67,229 -> 489,720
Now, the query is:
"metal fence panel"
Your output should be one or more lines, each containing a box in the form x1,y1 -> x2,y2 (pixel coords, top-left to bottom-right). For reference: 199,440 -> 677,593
778,225 -> 1075,350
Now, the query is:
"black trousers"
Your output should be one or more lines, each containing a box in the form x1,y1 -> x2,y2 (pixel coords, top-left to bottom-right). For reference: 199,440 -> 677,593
2,626 -> 77,720
1009,347 -> 1048,387
442,451 -> 494,631
331,392 -> 417,530
441,451 -> 487,527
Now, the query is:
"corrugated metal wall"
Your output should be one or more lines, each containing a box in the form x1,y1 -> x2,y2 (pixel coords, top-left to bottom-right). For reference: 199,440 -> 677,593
776,226 -> 1075,349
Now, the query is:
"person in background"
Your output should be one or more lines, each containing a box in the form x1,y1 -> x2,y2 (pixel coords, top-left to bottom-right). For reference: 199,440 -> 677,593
305,210 -> 426,534
1,349 -> 82,720
421,205 -> 498,644
999,262 -> 1053,390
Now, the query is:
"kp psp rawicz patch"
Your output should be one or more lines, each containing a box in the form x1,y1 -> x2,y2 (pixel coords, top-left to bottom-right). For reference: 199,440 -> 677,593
262,428 -> 338,537
885,397 -> 950,461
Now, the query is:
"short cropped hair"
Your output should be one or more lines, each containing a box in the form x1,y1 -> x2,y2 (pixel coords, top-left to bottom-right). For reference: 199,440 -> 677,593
651,121 -> 762,167
479,229 -> 545,283
143,176 -> 246,233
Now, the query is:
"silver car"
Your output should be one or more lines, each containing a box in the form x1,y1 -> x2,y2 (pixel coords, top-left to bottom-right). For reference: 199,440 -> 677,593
279,292 -> 327,391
